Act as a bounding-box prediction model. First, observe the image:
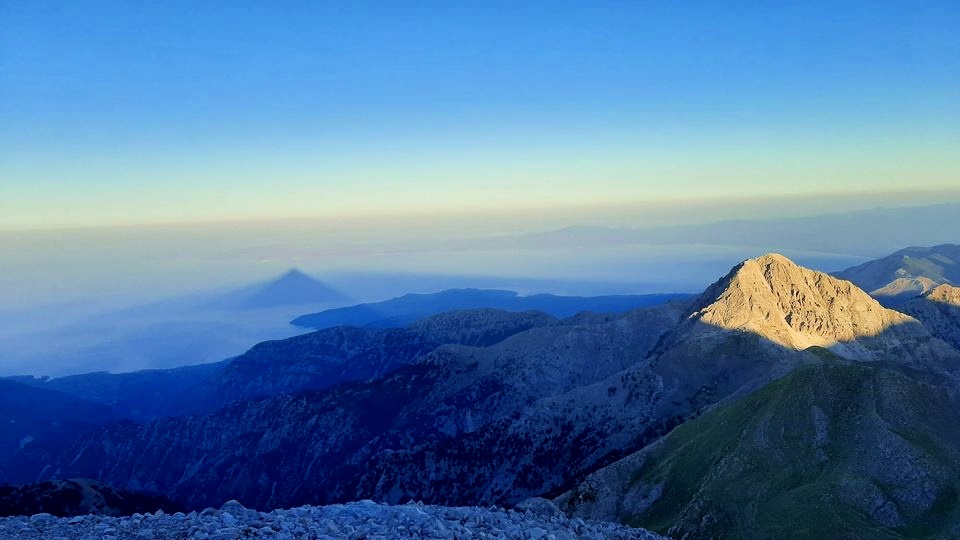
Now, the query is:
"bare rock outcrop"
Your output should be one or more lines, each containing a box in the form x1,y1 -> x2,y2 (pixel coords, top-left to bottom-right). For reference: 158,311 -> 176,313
688,253 -> 916,354
902,283 -> 960,350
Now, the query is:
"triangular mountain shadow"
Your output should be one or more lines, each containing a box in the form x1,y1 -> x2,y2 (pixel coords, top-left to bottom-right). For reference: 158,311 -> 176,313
210,269 -> 348,310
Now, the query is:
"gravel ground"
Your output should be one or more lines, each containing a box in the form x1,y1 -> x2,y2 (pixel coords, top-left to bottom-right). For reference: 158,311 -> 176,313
0,499 -> 665,539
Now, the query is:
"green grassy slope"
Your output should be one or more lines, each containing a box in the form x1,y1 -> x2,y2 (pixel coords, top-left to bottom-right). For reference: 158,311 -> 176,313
562,359 -> 960,539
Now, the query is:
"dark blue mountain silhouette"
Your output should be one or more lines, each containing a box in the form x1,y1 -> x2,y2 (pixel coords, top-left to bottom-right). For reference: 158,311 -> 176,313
291,288 -> 692,329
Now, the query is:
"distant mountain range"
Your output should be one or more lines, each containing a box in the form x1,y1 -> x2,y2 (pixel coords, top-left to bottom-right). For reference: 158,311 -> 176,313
1,251 -> 955,536
832,244 -> 960,350
833,243 -> 960,303
476,204 -> 960,258
3,247 -> 960,537
291,288 -> 693,330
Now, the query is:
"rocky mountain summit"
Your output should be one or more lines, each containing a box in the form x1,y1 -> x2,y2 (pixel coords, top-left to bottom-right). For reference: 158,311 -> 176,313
556,259 -> 960,538
664,253 -> 959,376
681,253 -> 919,353
924,283 -> 960,305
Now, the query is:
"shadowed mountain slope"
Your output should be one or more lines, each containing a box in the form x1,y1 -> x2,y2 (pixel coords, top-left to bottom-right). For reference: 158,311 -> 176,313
34,303 -> 687,508
0,478 -> 183,518
178,308 -> 556,416
5,360 -> 229,421
7,309 -> 556,423
0,380 -> 119,482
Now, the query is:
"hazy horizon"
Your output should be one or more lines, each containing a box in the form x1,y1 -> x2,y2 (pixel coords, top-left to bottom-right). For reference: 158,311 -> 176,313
2,197 -> 958,376
3,195 -> 958,311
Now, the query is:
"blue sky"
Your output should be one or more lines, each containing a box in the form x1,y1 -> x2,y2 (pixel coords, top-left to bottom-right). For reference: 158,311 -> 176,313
1,1 -> 958,229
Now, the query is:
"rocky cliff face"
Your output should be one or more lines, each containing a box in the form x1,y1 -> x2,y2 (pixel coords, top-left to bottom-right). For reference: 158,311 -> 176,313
690,254 -> 910,350
902,284 -> 960,350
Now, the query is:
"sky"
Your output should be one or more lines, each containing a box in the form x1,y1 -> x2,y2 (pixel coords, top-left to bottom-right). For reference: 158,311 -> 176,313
1,0 -> 958,230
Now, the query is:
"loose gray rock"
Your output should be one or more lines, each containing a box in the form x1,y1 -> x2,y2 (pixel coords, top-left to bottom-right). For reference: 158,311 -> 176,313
516,497 -> 565,518
0,500 -> 666,539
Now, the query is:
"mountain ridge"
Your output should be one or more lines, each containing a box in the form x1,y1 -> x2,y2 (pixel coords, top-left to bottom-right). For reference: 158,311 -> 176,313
553,258 -> 960,539
291,288 -> 693,330
902,283 -> 960,351
474,205 -> 960,258
833,243 -> 960,304
24,254 -> 957,512
11,252 -> 960,534
685,253 -> 919,355
558,359 -> 960,539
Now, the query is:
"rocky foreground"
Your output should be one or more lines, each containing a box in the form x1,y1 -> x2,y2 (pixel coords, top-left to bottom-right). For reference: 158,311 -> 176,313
0,499 -> 665,539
